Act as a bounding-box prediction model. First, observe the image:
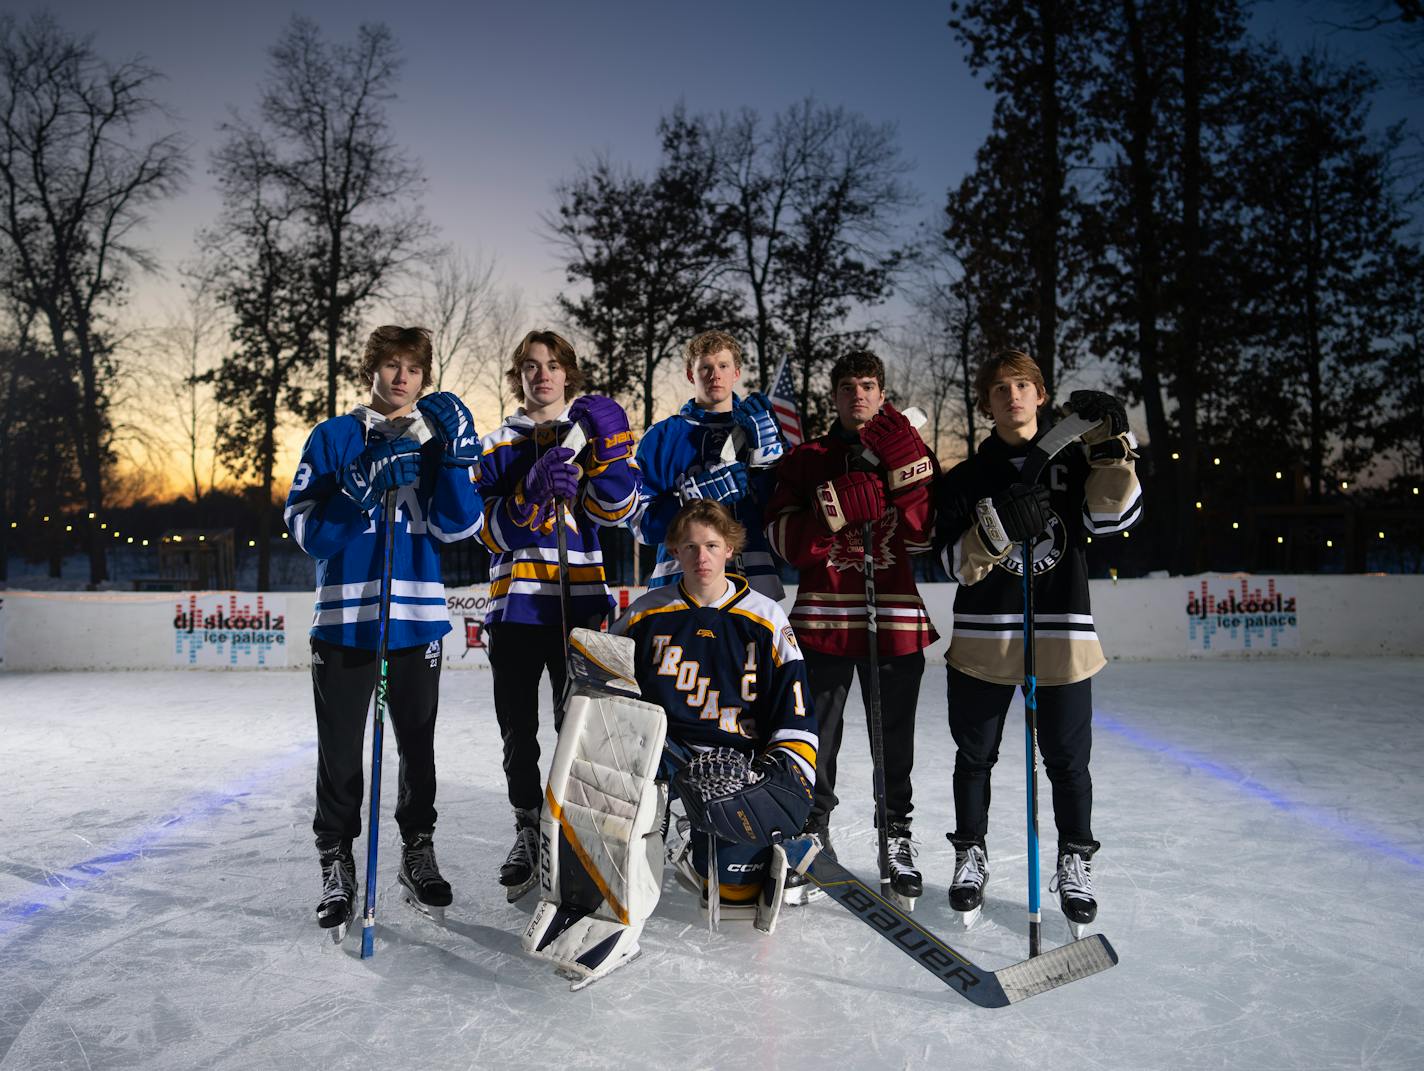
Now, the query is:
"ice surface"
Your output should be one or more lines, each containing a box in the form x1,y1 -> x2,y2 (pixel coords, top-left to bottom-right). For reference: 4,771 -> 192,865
2,658 -> 1422,1070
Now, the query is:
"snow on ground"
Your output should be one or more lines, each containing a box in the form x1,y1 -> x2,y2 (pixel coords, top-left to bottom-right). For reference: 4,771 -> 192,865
2,658 -> 1422,1070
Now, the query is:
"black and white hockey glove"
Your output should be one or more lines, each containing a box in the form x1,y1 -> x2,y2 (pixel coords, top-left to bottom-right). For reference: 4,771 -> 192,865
975,482 -> 1051,554
1064,390 -> 1128,444
674,747 -> 814,847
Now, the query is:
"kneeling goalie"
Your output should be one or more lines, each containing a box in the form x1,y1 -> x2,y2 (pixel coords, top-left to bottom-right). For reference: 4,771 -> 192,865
522,500 -> 819,987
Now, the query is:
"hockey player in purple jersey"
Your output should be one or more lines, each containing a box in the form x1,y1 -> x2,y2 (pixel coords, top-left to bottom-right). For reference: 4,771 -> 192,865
284,326 -> 484,937
475,330 -> 641,899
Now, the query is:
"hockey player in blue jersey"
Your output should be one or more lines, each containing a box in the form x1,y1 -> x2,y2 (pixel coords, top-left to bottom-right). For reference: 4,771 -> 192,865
612,500 -> 818,918
632,330 -> 787,598
476,329 -> 641,899
284,325 -> 484,936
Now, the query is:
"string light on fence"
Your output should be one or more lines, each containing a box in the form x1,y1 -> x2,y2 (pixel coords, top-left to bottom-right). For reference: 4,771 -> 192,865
87,512 -> 94,519
142,539 -> 149,547
1341,481 -> 1349,490
1327,539 -> 1334,548
1275,471 -> 1283,479
1232,521 -> 1240,530
65,524 -> 72,532
126,537 -> 133,544
1195,501 -> 1203,510
1276,536 -> 1284,544
248,539 -> 256,548
1171,452 -> 1180,460
1378,531 -> 1385,540
1213,457 -> 1221,466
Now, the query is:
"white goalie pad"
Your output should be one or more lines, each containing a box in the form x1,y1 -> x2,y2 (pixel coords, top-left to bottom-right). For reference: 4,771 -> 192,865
523,629 -> 668,986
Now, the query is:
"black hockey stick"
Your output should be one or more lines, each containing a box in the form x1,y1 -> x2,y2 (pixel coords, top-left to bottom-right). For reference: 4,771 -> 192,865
781,836 -> 1117,1008
854,406 -> 929,905
1012,408 -> 1103,958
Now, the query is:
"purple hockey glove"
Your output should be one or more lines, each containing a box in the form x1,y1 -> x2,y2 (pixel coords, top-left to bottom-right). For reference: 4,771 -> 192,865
568,395 -> 634,467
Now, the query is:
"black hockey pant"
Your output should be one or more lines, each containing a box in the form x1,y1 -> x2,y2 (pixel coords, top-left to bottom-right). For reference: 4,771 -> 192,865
802,648 -> 924,830
947,666 -> 1094,850
488,618 -> 600,813
311,636 -> 443,849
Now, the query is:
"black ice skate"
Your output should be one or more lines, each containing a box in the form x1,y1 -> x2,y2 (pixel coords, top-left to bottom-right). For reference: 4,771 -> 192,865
1049,841 -> 1100,938
499,807 -> 540,903
783,817 -> 833,906
316,843 -> 357,943
885,823 -> 922,912
948,840 -> 989,928
398,831 -> 452,923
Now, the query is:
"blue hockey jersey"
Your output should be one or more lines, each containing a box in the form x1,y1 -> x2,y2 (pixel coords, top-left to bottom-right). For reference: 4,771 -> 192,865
477,403 -> 641,628
284,406 -> 484,651
610,574 -> 817,786
632,396 -> 785,599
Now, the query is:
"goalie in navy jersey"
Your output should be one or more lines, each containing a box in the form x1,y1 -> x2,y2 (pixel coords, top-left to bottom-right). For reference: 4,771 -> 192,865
611,500 -> 819,919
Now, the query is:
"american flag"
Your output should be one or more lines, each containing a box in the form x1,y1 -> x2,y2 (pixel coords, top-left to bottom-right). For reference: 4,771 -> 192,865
768,354 -> 804,447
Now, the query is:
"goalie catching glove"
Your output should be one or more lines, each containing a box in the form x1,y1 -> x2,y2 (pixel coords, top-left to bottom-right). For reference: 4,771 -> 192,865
674,747 -> 814,847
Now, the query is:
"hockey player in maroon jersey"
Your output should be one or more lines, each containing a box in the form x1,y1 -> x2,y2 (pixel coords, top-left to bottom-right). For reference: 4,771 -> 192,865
764,350 -> 938,907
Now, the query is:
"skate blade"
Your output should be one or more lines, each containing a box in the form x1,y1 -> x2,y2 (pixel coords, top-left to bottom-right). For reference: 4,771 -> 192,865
328,917 -> 350,944
889,892 -> 918,913
504,875 -> 538,903
402,892 -> 447,924
1068,918 -> 1089,939
782,884 -> 826,907
956,905 -> 982,929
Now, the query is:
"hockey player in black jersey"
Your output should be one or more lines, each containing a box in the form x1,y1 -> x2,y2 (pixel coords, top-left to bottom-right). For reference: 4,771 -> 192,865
933,350 -> 1141,933
613,500 -> 819,919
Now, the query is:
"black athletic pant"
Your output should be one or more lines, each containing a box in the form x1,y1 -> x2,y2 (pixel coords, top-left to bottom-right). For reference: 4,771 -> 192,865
803,648 -> 924,829
947,666 -> 1094,849
311,636 -> 443,849
488,618 -> 600,812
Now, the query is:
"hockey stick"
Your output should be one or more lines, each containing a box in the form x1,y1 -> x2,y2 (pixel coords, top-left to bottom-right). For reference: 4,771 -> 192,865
855,407 -> 928,906
360,485 -> 399,960
1012,408 -> 1102,958
780,835 -> 1117,1008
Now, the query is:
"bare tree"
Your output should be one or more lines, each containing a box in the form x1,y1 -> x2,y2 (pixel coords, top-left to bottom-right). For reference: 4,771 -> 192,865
0,13 -> 187,584
463,284 -> 525,426
397,248 -> 497,390
243,17 -> 435,419
133,268 -> 228,501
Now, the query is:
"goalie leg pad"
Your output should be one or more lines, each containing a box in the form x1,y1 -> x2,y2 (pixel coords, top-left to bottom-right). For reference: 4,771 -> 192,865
523,901 -> 644,989
755,843 -> 789,934
523,668 -> 668,979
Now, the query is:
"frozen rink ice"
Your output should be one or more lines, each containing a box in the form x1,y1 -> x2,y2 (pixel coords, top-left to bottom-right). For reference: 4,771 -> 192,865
2,657 -> 1422,1070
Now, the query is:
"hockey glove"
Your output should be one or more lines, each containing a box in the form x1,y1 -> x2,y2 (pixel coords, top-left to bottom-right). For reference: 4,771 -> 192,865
815,470 -> 886,533
568,394 -> 634,468
416,392 -> 481,468
1065,390 -> 1128,444
975,482 -> 1051,554
511,446 -> 579,528
340,436 -> 422,513
678,460 -> 750,505
732,392 -> 785,468
859,403 -> 933,493
675,747 -> 814,847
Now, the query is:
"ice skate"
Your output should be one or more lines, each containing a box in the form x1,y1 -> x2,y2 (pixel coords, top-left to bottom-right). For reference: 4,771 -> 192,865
948,840 -> 988,929
398,831 -> 452,923
783,817 -> 832,906
1050,841 -> 1099,938
500,807 -> 540,903
316,843 -> 357,943
886,822 -> 921,912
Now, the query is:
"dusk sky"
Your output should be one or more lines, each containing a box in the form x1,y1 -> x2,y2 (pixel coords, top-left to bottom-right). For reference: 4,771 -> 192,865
33,0 -> 1419,492
51,0 -> 1412,319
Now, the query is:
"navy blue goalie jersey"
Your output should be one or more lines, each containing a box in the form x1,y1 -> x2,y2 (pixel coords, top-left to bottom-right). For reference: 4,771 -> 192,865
611,574 -> 817,786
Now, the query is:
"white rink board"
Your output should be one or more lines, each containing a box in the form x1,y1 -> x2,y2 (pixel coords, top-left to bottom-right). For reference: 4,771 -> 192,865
2,574 -> 1421,670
